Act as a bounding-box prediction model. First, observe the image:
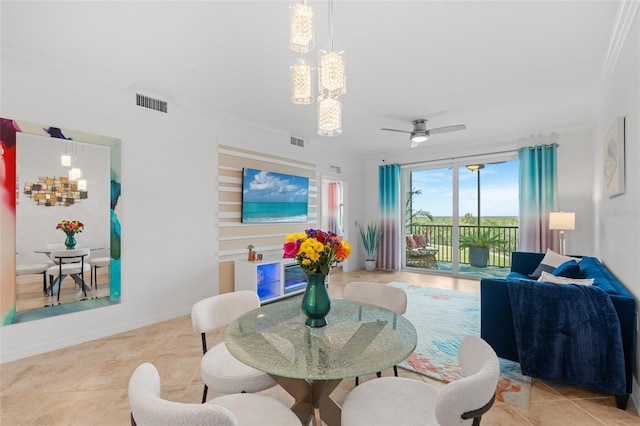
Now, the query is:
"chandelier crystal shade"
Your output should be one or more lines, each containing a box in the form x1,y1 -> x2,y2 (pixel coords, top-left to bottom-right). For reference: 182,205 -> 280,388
68,168 -> 82,181
317,96 -> 342,136
318,50 -> 346,98
291,58 -> 313,105
290,3 -> 314,53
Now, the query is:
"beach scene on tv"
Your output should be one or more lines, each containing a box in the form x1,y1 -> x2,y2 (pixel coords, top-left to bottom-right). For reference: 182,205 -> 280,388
241,168 -> 309,223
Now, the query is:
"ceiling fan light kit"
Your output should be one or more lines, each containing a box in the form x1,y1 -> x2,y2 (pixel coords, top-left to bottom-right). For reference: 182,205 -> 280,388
410,133 -> 429,143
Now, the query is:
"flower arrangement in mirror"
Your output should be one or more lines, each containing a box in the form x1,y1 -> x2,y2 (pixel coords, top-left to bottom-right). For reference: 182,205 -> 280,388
56,220 -> 84,249
56,220 -> 84,235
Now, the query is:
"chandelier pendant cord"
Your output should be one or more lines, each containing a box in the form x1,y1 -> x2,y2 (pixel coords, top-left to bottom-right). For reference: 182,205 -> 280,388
329,0 -> 334,52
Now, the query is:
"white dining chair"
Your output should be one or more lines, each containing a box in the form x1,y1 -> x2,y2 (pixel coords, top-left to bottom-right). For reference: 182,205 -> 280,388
46,248 -> 91,302
88,256 -> 110,288
128,362 -> 301,426
17,261 -> 54,294
342,281 -> 408,384
191,291 -> 276,403
341,335 -> 500,426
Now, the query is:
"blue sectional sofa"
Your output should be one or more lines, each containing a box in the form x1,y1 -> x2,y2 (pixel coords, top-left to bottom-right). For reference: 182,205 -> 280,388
481,251 -> 636,410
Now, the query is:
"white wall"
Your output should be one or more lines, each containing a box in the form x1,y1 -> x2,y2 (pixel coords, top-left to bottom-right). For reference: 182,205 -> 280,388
363,125 -> 597,255
0,50 -> 364,362
591,6 -> 640,385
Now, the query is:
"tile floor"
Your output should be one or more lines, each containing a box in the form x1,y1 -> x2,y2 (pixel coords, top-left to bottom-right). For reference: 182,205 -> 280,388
2,269 -> 639,425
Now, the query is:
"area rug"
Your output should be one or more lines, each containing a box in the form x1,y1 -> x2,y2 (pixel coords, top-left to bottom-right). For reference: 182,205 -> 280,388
389,282 -> 532,409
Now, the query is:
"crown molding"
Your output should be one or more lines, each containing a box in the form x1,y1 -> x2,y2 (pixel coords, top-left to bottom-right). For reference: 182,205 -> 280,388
598,1 -> 639,88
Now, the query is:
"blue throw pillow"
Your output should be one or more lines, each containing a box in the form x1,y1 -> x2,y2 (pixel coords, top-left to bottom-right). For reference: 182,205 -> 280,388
553,260 -> 582,279
529,263 -> 555,279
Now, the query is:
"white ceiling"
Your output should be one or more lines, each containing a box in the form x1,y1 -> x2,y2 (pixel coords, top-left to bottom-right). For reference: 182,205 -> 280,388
1,1 -> 622,155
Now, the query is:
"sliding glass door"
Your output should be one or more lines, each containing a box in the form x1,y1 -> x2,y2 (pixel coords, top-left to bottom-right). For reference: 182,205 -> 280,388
403,154 -> 519,278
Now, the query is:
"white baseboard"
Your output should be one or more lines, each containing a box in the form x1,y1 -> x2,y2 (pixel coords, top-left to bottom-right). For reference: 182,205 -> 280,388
1,307 -> 192,363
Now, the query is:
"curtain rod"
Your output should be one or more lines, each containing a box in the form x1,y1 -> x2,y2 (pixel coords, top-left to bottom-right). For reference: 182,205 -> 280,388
390,143 -> 559,167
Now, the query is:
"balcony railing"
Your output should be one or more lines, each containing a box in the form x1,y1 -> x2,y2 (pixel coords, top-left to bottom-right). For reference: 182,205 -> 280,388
407,224 -> 519,268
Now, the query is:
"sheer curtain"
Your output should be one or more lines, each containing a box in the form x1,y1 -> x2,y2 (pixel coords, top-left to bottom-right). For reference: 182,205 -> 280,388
378,164 -> 401,270
519,143 -> 559,252
327,182 -> 340,235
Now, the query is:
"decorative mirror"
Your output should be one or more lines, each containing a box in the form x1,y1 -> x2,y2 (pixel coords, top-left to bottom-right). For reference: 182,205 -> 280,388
1,118 -> 121,325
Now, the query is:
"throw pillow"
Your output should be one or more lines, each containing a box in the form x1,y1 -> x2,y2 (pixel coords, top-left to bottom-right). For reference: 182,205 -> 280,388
415,234 -> 427,248
406,235 -> 418,249
538,271 -> 594,286
529,248 -> 582,279
552,260 -> 582,279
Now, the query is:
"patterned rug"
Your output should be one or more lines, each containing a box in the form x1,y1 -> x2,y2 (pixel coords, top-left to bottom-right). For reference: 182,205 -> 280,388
389,282 -> 532,409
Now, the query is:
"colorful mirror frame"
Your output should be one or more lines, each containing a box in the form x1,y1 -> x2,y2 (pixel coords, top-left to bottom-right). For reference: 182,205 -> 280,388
0,118 -> 121,325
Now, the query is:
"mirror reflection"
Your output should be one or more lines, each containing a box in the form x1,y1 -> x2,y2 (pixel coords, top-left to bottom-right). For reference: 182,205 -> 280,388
17,133 -> 110,310
1,118 -> 121,325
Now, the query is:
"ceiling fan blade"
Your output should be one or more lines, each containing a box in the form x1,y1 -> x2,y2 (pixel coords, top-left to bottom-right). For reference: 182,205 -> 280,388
381,128 -> 412,134
427,124 -> 467,135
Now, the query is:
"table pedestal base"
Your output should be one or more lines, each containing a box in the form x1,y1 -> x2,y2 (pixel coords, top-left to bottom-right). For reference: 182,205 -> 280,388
270,375 -> 342,426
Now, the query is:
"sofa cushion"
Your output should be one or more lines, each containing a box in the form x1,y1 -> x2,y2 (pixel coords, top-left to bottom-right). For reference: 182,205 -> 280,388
553,260 -> 582,279
538,271 -> 594,286
529,249 -> 582,279
406,235 -> 418,249
578,256 -> 621,295
414,234 -> 427,247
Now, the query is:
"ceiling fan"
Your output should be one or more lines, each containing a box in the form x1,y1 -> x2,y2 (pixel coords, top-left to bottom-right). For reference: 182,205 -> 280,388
381,119 -> 467,148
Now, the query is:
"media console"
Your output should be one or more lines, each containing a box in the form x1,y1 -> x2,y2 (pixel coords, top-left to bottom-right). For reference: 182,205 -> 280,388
234,257 -> 311,304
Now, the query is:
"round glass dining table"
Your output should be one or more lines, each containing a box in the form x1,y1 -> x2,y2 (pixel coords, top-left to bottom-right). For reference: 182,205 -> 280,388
225,298 -> 417,426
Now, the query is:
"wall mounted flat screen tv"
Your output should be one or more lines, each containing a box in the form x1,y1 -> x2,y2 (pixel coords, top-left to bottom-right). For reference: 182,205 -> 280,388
241,168 -> 309,223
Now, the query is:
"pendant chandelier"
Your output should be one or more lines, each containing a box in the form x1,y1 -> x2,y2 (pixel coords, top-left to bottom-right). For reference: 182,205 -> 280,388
289,0 -> 346,137
317,96 -> 342,137
291,58 -> 313,105
318,0 -> 346,99
289,2 -> 314,53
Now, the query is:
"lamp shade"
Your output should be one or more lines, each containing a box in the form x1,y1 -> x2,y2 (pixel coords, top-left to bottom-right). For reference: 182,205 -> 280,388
549,212 -> 575,230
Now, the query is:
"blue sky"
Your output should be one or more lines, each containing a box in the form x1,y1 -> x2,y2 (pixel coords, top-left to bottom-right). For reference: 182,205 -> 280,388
409,160 -> 519,217
243,168 -> 308,203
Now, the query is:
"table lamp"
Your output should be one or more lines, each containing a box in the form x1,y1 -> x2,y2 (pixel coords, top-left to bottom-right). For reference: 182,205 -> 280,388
549,212 -> 575,255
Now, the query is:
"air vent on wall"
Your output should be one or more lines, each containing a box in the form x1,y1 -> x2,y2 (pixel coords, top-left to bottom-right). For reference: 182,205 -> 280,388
136,93 -> 168,113
330,165 -> 342,174
290,136 -> 305,147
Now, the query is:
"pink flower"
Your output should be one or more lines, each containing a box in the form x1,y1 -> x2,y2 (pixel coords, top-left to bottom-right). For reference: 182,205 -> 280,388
283,241 -> 299,258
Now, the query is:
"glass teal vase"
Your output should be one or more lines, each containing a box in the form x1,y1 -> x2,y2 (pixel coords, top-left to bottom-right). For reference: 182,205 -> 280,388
64,233 -> 77,249
301,272 -> 330,327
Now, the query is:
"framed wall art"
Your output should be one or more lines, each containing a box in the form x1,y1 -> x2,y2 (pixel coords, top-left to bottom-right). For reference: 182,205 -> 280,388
604,116 -> 625,198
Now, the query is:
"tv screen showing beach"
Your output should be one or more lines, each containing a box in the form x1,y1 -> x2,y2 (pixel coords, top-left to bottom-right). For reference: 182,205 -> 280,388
241,168 -> 309,223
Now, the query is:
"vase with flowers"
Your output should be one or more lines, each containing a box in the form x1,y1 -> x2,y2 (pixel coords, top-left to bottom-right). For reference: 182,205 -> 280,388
56,220 -> 84,249
283,229 -> 351,327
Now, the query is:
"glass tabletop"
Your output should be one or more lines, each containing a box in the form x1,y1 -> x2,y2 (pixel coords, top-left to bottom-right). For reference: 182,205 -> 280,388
224,298 -> 417,380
